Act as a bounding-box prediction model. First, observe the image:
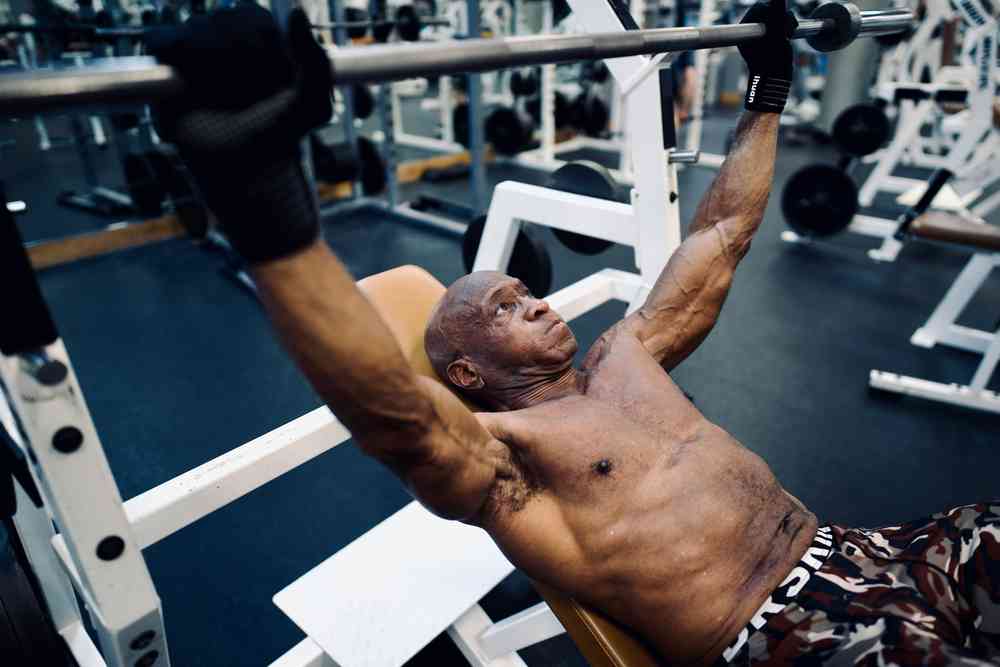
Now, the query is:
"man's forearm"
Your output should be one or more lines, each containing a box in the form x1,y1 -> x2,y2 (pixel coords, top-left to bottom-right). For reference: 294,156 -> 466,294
250,241 -> 434,446
687,112 -> 780,254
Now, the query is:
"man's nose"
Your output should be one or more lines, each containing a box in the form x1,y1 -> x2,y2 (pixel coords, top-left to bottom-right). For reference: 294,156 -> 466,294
526,298 -> 550,320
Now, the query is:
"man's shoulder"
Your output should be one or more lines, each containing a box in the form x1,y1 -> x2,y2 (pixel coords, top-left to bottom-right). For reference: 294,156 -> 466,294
580,318 -> 647,373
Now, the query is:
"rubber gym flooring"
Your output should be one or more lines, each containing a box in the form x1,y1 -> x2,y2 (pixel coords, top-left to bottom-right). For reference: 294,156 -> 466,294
1,107 -> 998,666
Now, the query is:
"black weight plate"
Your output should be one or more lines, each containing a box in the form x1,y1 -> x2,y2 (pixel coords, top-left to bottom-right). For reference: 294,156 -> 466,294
123,153 -> 165,218
484,107 -> 533,155
572,93 -> 609,136
453,102 -> 469,147
357,136 -> 387,195
372,21 -> 393,43
510,69 -> 539,97
310,134 -> 360,183
525,91 -> 572,129
832,103 -> 891,157
546,161 -> 618,254
353,84 -> 375,119
781,164 -> 859,237
462,216 -> 553,297
344,7 -> 370,39
395,4 -> 422,41
551,0 -> 571,24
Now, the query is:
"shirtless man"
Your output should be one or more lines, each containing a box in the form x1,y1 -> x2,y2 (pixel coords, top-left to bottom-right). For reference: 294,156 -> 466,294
148,4 -> 1000,664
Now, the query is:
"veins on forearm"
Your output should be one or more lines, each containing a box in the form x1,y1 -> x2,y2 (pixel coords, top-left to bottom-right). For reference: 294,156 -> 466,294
687,112 -> 779,247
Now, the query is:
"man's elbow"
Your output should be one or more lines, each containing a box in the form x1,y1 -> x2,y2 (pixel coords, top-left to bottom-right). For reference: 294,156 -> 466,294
714,216 -> 760,261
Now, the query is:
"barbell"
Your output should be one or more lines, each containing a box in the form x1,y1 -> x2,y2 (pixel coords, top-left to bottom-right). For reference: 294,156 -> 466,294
0,3 -> 913,115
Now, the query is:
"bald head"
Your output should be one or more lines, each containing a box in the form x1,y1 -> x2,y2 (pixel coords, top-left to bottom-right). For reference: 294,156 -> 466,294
425,271 -> 509,383
424,271 -> 578,405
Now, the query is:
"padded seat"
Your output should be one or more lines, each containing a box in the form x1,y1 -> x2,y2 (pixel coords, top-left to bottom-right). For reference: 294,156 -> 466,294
910,212 -> 1000,252
358,265 -> 662,667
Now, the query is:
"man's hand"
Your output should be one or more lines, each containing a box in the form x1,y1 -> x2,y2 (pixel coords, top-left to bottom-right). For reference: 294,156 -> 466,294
146,5 -> 333,263
738,0 -> 797,113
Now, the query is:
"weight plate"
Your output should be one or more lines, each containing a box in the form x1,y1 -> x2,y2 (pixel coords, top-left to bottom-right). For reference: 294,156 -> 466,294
344,8 -> 370,39
395,4 -> 423,41
781,164 -> 859,237
357,136 -> 387,196
372,21 -> 393,43
484,107 -> 533,155
572,92 -> 610,136
353,84 -> 375,120
546,161 -> 618,254
510,69 -> 539,97
462,216 -> 553,297
832,103 -> 891,157
526,91 -> 572,129
453,102 -> 469,147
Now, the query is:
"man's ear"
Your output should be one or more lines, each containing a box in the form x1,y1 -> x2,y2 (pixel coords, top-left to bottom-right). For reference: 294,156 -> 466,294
447,358 -> 484,390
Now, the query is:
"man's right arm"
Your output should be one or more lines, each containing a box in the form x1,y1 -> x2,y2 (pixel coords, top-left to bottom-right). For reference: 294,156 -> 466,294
252,241 -> 505,522
147,7 -> 504,522
621,111 -> 779,371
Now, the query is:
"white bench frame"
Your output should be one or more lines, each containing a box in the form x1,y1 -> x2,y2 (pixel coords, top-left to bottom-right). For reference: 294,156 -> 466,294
870,251 -> 1000,413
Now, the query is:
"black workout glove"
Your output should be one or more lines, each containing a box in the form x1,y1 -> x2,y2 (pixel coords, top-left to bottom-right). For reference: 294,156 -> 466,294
737,0 -> 797,114
146,5 -> 333,263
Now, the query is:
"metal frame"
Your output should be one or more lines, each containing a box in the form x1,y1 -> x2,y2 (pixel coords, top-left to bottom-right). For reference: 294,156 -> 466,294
0,385 -> 103,665
858,0 -> 997,208
782,4 -> 998,264
0,343 -> 168,667
870,252 -> 1000,413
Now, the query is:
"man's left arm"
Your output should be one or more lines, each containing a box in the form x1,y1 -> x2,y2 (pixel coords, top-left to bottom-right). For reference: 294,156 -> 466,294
621,111 -> 779,371
621,0 -> 795,371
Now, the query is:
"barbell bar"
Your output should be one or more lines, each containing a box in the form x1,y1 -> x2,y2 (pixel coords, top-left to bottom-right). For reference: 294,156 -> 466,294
0,3 -> 913,115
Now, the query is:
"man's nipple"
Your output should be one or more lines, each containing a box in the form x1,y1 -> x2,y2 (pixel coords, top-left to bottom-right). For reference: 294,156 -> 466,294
592,459 -> 613,476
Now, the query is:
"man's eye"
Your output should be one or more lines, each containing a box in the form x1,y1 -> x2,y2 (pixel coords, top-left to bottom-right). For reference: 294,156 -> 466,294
496,302 -> 514,316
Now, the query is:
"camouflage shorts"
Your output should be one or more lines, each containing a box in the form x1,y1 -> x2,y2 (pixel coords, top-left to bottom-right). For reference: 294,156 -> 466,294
728,502 -> 1000,666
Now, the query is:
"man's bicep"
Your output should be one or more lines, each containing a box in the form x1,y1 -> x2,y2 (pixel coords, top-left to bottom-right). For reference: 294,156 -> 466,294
372,377 -> 503,522
624,221 -> 740,370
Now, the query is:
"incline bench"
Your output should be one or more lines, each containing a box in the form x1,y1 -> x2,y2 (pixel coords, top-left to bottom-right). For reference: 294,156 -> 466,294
272,266 -> 661,667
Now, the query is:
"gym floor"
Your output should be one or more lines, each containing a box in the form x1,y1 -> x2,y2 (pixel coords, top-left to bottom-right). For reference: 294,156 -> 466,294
1,102 -> 998,666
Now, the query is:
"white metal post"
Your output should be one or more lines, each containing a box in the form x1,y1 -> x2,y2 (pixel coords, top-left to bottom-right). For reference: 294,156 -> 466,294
0,342 -> 168,667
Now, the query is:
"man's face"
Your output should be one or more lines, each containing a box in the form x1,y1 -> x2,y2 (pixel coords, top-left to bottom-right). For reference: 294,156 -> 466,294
427,272 -> 579,396
466,273 -> 578,373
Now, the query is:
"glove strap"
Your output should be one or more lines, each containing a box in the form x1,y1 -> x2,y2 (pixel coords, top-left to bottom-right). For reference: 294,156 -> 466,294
743,73 -> 791,114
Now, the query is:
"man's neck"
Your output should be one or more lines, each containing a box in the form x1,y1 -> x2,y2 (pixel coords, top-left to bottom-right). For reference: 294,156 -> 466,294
490,367 -> 583,411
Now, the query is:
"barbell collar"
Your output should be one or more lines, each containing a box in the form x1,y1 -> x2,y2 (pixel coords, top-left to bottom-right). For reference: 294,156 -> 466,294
0,4 -> 913,114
